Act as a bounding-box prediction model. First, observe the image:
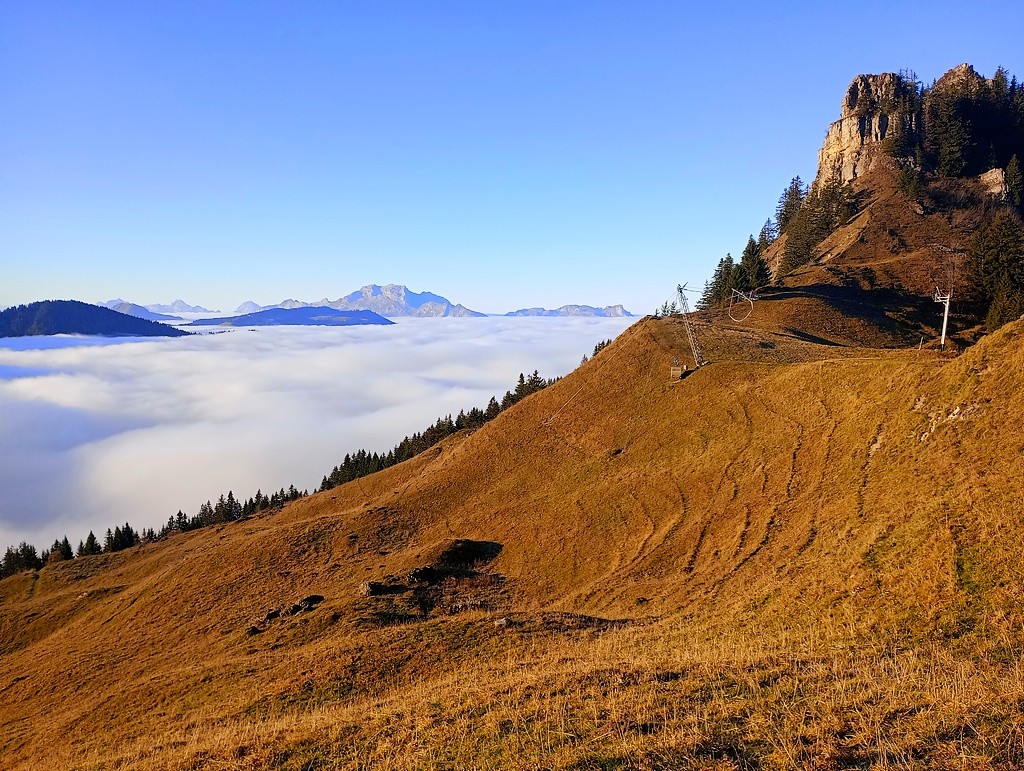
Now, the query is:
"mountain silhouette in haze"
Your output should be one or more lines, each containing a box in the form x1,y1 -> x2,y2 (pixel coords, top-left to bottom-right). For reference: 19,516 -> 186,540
0,300 -> 190,338
190,306 -> 394,327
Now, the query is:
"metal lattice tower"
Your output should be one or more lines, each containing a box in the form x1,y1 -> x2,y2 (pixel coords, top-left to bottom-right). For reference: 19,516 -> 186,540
676,284 -> 708,368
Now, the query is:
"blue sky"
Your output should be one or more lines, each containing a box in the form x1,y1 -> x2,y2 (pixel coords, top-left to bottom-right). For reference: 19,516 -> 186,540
3,2 -> 1023,314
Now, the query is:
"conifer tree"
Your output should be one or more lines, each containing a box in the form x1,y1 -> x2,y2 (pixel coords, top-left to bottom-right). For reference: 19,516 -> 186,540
81,530 -> 100,556
757,219 -> 777,251
1007,154 -> 1022,208
968,208 -> 1024,330
776,177 -> 806,233
739,236 -> 770,290
484,397 -> 501,420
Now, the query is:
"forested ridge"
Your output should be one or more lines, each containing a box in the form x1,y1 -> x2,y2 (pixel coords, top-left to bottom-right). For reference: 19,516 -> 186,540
0,300 -> 189,337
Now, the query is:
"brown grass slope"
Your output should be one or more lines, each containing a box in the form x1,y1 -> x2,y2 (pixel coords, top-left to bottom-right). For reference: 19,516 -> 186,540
751,166 -> 990,349
3,310 -> 1024,768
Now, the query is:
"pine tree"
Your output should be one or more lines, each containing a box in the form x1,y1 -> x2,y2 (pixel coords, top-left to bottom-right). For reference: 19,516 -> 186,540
484,397 -> 501,420
1007,154 -> 1023,208
81,530 -> 100,556
699,255 -> 738,309
776,177 -> 806,233
757,219 -> 777,251
985,275 -> 1024,331
738,236 -> 770,290
968,209 -> 1024,296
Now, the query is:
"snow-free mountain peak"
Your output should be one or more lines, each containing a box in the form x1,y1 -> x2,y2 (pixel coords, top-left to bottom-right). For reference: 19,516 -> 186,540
145,300 -> 216,314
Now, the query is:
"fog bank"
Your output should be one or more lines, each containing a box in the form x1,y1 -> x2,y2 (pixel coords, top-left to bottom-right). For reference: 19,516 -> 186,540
0,317 -> 635,549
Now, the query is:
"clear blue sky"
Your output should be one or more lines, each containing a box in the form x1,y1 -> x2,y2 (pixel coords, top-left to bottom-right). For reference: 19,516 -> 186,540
3,2 -> 1022,314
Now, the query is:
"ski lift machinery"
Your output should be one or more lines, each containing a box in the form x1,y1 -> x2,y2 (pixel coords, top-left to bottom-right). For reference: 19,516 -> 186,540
676,284 -> 709,369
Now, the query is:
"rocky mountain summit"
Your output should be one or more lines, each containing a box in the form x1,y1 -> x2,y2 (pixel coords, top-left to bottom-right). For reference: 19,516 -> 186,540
145,299 -> 215,314
816,72 -> 916,184
235,285 -> 485,318
236,286 -> 634,318
332,284 -> 485,317
814,63 -> 1017,191
100,300 -> 181,322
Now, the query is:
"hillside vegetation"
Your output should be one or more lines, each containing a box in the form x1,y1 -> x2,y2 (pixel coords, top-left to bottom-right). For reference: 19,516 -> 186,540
0,300 -> 190,338
3,306 -> 1024,768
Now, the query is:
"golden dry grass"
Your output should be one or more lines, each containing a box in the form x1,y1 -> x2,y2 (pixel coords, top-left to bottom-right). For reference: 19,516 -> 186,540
4,304 -> 1024,769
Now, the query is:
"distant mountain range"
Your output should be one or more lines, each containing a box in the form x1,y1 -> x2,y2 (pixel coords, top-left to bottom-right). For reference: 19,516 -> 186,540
505,304 -> 633,317
145,300 -> 216,314
235,285 -> 634,318
190,307 -> 393,327
235,285 -> 485,318
1,301 -> 190,338
90,286 -> 634,320
100,300 -> 182,322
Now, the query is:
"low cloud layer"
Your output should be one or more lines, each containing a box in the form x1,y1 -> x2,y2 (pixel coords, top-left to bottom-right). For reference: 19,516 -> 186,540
0,317 -> 635,549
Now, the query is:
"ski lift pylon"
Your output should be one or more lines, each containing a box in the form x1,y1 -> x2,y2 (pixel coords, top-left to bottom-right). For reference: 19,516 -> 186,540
676,283 -> 709,368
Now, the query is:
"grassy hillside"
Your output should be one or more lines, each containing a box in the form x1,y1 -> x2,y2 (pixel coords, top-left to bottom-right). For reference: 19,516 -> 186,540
3,307 -> 1024,768
751,168 -> 996,351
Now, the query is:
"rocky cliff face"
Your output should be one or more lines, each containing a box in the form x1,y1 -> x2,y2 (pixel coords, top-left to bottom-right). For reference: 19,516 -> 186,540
815,64 -> 1014,192
816,72 -> 913,185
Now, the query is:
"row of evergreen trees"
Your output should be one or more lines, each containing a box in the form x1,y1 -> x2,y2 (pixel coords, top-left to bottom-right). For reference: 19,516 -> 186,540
694,170 -> 857,311
319,371 -> 554,491
697,228 -> 773,310
1,368 -> 565,580
1,523 -> 152,578
157,486 -> 307,538
882,66 -> 1024,180
775,175 -> 858,275
967,206 -> 1024,330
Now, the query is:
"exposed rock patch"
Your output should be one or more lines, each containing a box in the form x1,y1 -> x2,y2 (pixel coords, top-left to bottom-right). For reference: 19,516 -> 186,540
354,539 -> 507,625
246,594 -> 325,635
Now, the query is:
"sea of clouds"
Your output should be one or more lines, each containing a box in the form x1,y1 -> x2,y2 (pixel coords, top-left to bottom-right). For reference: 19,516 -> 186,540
0,317 -> 636,550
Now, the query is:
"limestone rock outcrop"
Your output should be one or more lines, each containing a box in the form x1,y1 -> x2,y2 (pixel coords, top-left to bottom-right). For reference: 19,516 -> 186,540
978,167 -> 1008,198
816,72 -> 913,185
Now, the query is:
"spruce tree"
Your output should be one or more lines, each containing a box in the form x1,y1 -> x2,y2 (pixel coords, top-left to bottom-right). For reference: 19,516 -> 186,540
757,219 -> 777,251
968,208 -> 1024,329
776,177 -> 806,233
82,530 -> 100,556
484,397 -> 501,420
739,236 -> 770,290
1007,154 -> 1022,208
